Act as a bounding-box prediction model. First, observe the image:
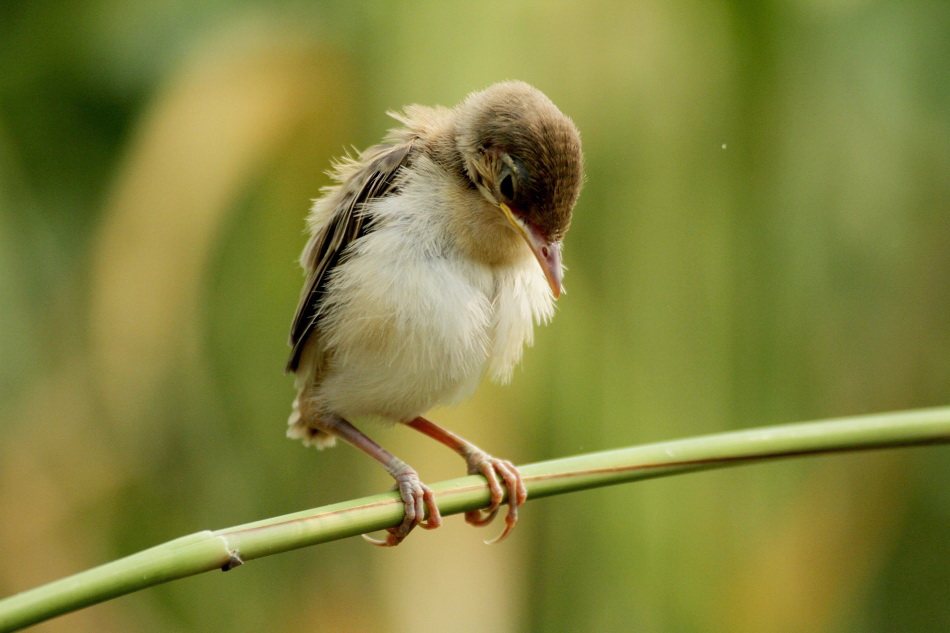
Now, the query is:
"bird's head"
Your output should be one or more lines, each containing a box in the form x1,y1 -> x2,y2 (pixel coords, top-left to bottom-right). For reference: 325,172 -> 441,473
455,81 -> 583,298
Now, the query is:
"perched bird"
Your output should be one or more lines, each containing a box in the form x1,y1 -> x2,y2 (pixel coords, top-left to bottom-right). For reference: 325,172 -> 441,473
286,81 -> 583,546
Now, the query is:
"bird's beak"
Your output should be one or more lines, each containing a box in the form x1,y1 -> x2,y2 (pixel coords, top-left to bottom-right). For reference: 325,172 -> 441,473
499,203 -> 563,298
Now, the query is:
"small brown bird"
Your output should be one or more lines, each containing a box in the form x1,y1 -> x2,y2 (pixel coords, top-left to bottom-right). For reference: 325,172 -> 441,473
286,81 -> 583,546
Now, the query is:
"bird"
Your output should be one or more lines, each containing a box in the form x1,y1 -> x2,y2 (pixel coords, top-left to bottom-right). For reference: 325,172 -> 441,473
285,80 -> 583,546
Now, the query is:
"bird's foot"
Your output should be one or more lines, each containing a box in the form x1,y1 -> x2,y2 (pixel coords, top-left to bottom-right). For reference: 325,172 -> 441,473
463,450 -> 528,544
363,464 -> 441,547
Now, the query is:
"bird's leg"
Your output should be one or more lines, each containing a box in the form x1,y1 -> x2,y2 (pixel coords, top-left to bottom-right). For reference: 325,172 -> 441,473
406,416 -> 527,543
318,416 -> 441,547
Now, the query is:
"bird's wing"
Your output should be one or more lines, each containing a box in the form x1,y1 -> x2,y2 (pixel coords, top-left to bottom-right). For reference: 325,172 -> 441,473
286,141 -> 415,373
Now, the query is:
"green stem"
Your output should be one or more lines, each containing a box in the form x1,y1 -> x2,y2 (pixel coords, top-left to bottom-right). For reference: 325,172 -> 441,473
2,406 -> 949,631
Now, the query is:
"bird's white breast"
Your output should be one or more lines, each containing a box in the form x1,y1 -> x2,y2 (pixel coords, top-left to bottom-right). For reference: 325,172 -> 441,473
312,160 -> 554,424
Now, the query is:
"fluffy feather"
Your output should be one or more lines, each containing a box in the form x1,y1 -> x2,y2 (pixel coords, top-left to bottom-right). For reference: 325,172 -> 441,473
287,81 -> 581,450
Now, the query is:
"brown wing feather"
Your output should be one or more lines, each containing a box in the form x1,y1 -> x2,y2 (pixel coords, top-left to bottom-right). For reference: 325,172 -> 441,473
286,141 -> 414,373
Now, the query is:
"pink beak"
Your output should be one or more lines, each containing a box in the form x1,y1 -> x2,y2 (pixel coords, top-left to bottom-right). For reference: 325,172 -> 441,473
500,203 -> 563,298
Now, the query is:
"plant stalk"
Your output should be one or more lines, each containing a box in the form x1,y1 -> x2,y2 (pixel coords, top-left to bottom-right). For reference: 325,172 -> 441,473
1,406 -> 948,632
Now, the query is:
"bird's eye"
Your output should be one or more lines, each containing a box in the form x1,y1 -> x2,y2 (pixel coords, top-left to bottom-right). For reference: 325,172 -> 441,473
499,171 -> 516,201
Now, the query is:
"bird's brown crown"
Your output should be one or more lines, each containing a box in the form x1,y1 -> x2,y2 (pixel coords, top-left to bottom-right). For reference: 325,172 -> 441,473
455,81 -> 583,240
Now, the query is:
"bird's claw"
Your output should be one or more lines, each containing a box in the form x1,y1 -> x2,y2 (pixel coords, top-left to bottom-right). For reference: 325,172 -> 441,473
363,465 -> 441,547
463,451 -> 528,544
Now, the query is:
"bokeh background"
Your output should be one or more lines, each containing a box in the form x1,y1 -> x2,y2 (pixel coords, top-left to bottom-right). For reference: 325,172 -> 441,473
1,1 -> 948,631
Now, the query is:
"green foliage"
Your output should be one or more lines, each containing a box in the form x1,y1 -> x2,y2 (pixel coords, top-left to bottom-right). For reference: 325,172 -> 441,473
1,1 -> 948,632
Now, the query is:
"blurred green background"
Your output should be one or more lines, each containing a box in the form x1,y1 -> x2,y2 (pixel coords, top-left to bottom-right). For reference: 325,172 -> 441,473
1,1 -> 948,631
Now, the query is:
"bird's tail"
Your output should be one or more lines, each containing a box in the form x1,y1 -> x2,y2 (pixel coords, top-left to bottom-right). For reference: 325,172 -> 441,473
287,392 -> 337,449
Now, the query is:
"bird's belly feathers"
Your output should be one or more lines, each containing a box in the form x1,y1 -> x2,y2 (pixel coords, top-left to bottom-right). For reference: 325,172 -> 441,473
313,227 -> 500,422
302,176 -> 556,423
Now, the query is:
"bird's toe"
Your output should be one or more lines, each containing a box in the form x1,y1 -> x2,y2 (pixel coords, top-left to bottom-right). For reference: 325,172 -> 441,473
464,452 -> 528,543
364,466 -> 441,547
